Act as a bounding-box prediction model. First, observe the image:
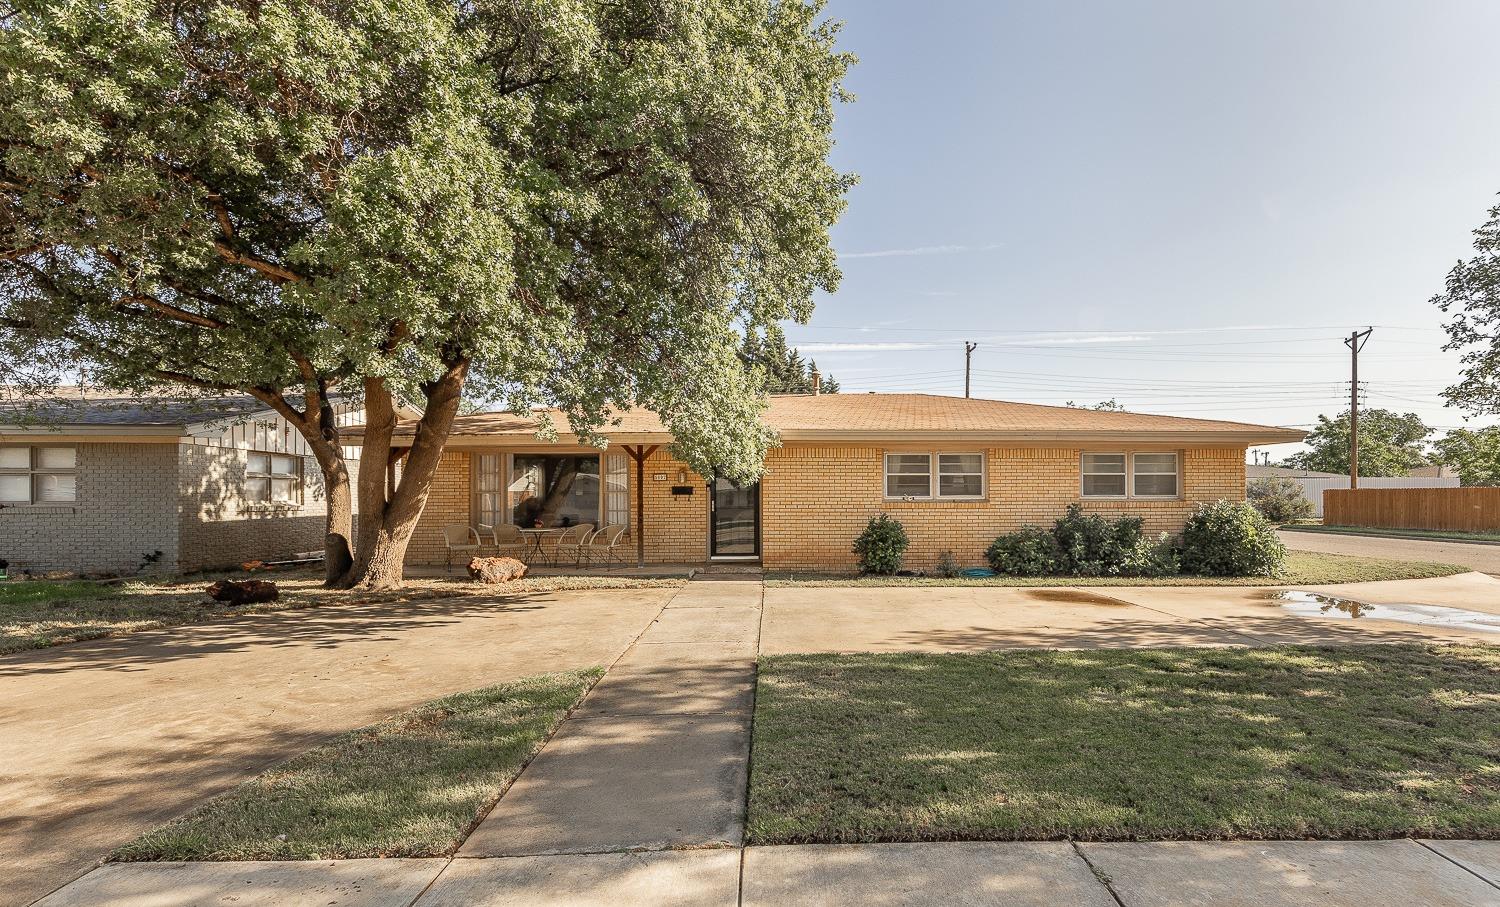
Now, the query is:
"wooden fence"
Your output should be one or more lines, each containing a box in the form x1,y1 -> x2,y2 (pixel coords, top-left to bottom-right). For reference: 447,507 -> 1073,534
1322,487 -> 1500,532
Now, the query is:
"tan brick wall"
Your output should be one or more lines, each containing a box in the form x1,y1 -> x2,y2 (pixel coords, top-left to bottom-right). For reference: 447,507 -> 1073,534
407,450 -> 472,565
404,443 -> 1247,572
761,445 -> 1246,572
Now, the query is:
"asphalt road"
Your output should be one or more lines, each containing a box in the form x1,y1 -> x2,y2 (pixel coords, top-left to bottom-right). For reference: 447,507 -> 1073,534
1279,528 -> 1500,575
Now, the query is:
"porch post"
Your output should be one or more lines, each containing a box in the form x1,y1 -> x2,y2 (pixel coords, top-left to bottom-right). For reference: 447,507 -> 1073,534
624,444 -> 658,568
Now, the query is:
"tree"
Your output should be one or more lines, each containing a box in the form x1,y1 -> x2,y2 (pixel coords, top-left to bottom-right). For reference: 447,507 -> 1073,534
1432,427 -> 1500,486
1247,477 -> 1314,523
740,325 -> 838,394
1434,198 -> 1500,418
1066,399 -> 1125,411
1283,409 -> 1431,476
2,0 -> 853,588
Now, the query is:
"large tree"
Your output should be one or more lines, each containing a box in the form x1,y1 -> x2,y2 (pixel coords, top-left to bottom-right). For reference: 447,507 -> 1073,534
1434,198 -> 1500,418
1,0 -> 852,588
1432,427 -> 1500,487
740,324 -> 838,394
1282,409 -> 1431,477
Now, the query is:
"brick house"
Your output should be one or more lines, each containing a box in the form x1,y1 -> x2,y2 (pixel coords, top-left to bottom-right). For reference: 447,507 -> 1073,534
0,389 -> 417,576
385,393 -> 1303,572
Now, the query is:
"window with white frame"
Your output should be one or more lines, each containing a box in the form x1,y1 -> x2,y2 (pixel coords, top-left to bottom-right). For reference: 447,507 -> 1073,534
473,453 -> 503,528
0,446 -> 77,504
1132,452 -> 1180,497
246,452 -> 302,504
884,452 -> 985,500
1080,453 -> 1127,497
1081,452 -> 1180,498
604,453 -> 628,528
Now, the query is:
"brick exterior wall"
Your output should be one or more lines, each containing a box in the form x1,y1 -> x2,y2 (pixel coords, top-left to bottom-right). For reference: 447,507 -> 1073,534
176,444 -> 328,571
763,444 -> 1246,571
405,443 -> 1248,572
0,442 -> 180,575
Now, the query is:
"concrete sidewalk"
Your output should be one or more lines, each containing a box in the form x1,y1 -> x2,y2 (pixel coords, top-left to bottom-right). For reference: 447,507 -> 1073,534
38,839 -> 1500,906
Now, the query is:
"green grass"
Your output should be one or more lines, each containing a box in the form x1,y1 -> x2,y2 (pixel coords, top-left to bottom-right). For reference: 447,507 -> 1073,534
112,670 -> 601,861
748,645 -> 1500,844
766,551 -> 1469,587
1284,524 -> 1500,544
0,571 -> 686,655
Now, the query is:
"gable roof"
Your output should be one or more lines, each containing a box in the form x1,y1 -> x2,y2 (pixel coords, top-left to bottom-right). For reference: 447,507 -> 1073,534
0,387 -> 270,429
363,393 -> 1305,446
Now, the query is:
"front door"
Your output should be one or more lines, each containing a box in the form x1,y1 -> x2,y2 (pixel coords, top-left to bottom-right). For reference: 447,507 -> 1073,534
710,477 -> 760,558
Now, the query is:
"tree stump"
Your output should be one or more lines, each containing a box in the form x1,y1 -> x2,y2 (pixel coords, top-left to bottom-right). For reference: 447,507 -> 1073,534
206,579 -> 280,605
467,556 -> 528,584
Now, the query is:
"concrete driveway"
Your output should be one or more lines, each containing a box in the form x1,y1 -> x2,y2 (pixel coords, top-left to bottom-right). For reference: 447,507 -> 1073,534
0,587 -> 674,906
1280,528 -> 1500,575
759,572 -> 1500,654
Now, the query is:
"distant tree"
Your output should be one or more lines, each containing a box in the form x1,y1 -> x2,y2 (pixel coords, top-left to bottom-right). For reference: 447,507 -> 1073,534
1433,198 -> 1500,418
1284,409 -> 1431,477
1432,427 -> 1500,486
1066,399 -> 1125,411
740,325 -> 839,394
1247,477 -> 1314,523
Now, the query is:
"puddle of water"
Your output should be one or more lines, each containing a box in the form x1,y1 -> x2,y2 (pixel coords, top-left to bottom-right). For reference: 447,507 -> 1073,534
1269,591 -> 1500,633
1025,589 -> 1130,607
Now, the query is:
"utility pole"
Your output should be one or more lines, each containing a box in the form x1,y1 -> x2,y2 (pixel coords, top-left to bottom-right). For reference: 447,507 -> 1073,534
964,341 -> 977,398
1345,327 -> 1373,488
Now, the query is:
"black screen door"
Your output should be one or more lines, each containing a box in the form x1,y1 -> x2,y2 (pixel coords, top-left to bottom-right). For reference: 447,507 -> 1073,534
710,477 -> 760,557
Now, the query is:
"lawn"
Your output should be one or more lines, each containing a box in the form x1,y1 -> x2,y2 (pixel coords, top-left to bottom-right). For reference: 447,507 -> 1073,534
1283,524 -> 1500,544
765,551 -> 1469,587
748,645 -> 1500,844
0,571 -> 685,655
112,670 -> 600,861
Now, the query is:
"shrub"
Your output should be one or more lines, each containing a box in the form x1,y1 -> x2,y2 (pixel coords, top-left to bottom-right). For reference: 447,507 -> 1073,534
1180,499 -> 1287,576
935,549 -> 962,578
986,526 -> 1064,576
1247,477 -> 1314,523
852,514 -> 908,575
1051,504 -> 1144,576
1121,532 -> 1182,577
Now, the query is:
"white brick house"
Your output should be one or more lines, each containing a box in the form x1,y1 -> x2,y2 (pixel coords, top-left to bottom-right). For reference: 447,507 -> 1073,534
0,389 -> 415,576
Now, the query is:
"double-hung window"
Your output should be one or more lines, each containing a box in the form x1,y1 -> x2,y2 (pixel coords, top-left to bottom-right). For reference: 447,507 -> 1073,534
0,446 -> 77,504
884,452 -> 985,500
1081,452 -> 1179,499
246,452 -> 302,504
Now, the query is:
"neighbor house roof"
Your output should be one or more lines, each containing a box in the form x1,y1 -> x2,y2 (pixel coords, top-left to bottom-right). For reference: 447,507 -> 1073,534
358,393 -> 1305,447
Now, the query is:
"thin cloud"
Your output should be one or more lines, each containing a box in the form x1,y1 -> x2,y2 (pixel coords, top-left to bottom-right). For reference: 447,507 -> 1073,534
839,242 -> 1003,259
796,341 -> 943,352
1001,334 -> 1152,346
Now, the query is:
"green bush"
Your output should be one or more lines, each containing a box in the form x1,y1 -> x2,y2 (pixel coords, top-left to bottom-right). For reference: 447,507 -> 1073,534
935,549 -> 962,578
1180,499 -> 1287,576
1051,504 -> 1144,576
1121,532 -> 1182,577
1247,477 -> 1314,523
986,526 -> 1063,576
852,514 -> 908,575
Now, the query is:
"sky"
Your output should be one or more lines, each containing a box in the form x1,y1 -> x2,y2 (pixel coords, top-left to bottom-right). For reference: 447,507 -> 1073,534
789,0 -> 1500,460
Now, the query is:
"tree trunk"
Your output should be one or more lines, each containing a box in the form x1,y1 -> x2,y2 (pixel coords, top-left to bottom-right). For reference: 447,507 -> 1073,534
345,361 -> 468,590
321,460 -> 355,583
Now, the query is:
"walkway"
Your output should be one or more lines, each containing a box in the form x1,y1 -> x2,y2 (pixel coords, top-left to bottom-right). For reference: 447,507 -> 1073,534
1280,527 -> 1500,575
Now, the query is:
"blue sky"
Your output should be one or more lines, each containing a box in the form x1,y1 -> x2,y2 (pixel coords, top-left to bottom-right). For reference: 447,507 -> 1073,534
790,0 -> 1500,458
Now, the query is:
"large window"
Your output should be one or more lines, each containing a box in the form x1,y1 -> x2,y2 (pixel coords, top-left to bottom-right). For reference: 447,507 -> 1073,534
246,452 -> 302,504
1081,452 -> 1179,499
0,446 -> 77,504
508,455 -> 600,527
884,452 -> 985,500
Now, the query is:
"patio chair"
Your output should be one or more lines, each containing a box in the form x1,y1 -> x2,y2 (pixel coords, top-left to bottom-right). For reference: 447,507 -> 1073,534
542,523 -> 594,566
582,523 -> 629,570
481,523 -> 530,561
442,524 -> 482,573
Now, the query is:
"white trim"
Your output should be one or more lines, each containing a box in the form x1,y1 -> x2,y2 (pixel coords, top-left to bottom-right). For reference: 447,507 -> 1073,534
0,444 -> 79,505
1130,451 -> 1181,499
1080,451 -> 1183,501
883,451 -> 987,501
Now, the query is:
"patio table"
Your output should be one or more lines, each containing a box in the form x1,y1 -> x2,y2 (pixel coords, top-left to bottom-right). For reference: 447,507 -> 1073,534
517,527 -> 564,565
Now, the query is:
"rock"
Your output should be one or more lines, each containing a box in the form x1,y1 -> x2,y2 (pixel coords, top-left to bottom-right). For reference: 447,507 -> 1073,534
240,560 -> 266,572
206,579 -> 280,605
467,556 -> 528,584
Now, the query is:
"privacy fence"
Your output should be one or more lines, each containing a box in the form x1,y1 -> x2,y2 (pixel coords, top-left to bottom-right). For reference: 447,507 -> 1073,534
1323,487 -> 1500,533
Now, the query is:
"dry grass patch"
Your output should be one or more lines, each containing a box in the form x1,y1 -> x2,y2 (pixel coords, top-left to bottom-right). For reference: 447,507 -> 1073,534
0,570 -> 685,655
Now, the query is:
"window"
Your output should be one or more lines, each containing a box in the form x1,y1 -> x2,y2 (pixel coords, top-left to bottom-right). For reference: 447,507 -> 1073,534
246,452 -> 302,504
604,453 -> 628,529
884,453 -> 932,498
1132,452 -> 1180,497
508,454 -> 600,527
0,446 -> 77,504
1081,453 -> 1127,497
884,452 -> 985,500
474,453 -> 503,528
